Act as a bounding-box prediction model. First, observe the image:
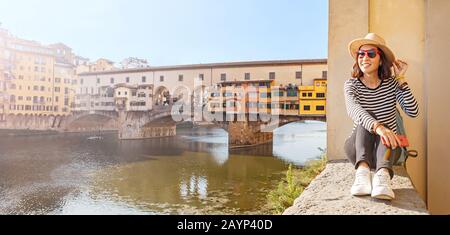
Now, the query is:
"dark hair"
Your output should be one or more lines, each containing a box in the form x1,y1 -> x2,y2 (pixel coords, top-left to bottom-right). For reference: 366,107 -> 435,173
351,47 -> 392,80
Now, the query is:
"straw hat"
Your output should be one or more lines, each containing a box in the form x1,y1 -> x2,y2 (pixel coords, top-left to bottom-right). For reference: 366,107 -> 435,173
348,33 -> 396,66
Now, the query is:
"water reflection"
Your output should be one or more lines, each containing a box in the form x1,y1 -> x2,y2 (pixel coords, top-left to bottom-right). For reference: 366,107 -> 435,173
0,121 -> 326,214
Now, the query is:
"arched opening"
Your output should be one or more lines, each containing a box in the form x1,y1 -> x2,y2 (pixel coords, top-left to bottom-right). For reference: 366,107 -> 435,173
172,85 -> 191,105
154,86 -> 170,107
65,114 -> 118,132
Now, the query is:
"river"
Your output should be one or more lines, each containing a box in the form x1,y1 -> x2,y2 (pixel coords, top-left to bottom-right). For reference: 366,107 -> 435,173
0,121 -> 326,215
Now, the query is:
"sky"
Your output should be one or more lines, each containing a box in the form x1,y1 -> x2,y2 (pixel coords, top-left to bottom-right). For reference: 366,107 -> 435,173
0,0 -> 328,66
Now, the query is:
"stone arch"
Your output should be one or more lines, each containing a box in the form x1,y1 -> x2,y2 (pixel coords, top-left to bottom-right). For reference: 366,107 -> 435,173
23,114 -> 30,128
11,114 -> 21,128
172,85 -> 191,104
64,112 -> 118,132
37,114 -> 44,128
48,114 -> 56,128
154,86 -> 170,107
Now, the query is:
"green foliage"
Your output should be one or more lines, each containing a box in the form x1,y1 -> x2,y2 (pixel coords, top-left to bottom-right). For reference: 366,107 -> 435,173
267,150 -> 327,214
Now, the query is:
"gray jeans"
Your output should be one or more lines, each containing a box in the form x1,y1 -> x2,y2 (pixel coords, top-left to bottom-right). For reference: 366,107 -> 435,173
344,124 -> 398,179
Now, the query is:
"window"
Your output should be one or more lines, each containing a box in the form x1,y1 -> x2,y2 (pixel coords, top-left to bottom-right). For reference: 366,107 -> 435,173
221,73 -> 226,81
55,87 -> 60,92
179,74 -> 183,82
260,93 -> 271,98
245,73 -> 250,80
34,86 -> 39,91
322,71 -> 327,79
316,93 -> 325,98
296,71 -> 302,79
80,79 -> 83,84
160,76 -> 164,82
97,78 -> 100,84
259,82 -> 270,87
111,78 -> 114,84
248,92 -> 258,98
199,74 -> 204,81
55,96 -> 59,102
126,77 -> 130,83
142,76 -> 146,83
40,86 -> 45,91
302,93 -> 307,97
308,93 -> 312,97
304,105 -> 311,111
223,92 -> 233,97
272,91 -> 284,97
316,105 -> 325,111
269,72 -> 276,80
287,89 -> 298,97
65,88 -> 69,94
132,91 -> 137,96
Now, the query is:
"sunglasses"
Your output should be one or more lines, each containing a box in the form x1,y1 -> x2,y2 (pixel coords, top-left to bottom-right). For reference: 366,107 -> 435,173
357,48 -> 380,58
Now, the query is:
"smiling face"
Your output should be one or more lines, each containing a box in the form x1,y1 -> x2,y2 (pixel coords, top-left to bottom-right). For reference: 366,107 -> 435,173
358,44 -> 381,75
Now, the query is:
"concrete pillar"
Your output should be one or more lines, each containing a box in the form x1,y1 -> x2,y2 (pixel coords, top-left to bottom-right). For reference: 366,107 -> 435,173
425,0 -> 450,215
227,121 -> 273,148
327,0 -> 369,160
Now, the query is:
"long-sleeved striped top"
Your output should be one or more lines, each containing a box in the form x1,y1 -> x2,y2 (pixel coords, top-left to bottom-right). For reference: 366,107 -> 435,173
344,77 -> 419,135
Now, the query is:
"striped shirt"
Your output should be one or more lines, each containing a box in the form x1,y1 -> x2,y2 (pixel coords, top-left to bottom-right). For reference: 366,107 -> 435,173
344,77 -> 419,135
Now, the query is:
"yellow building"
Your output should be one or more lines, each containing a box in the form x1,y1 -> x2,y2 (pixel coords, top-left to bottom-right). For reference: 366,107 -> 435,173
299,78 -> 327,116
0,28 -> 78,117
91,58 -> 116,72
6,37 -> 57,116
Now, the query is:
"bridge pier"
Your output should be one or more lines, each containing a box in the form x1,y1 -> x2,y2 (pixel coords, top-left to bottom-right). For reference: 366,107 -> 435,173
227,121 -> 273,149
119,124 -> 176,140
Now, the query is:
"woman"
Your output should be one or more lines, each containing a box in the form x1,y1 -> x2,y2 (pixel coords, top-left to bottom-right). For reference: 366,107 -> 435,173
343,33 -> 419,200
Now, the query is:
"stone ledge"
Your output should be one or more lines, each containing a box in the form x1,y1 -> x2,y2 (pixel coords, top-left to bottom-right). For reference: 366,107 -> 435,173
283,160 -> 428,215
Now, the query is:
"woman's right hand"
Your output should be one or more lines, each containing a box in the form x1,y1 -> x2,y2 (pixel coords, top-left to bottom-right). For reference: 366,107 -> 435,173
375,125 -> 401,149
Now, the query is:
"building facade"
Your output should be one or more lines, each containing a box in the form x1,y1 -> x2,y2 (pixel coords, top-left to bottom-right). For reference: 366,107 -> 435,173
0,28 -> 79,118
76,59 -> 328,117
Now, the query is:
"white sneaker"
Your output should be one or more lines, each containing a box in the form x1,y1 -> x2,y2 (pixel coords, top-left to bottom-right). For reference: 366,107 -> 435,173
371,169 -> 395,200
351,167 -> 372,196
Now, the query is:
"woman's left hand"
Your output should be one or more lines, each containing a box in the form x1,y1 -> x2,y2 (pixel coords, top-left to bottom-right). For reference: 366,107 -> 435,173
393,59 -> 408,77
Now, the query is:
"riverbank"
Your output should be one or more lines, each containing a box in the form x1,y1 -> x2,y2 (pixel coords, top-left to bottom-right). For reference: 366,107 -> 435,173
0,129 -> 118,137
0,129 -> 59,137
267,151 -> 327,214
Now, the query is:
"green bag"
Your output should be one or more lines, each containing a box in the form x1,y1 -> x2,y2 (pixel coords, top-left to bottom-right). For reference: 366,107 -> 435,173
391,108 -> 418,167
